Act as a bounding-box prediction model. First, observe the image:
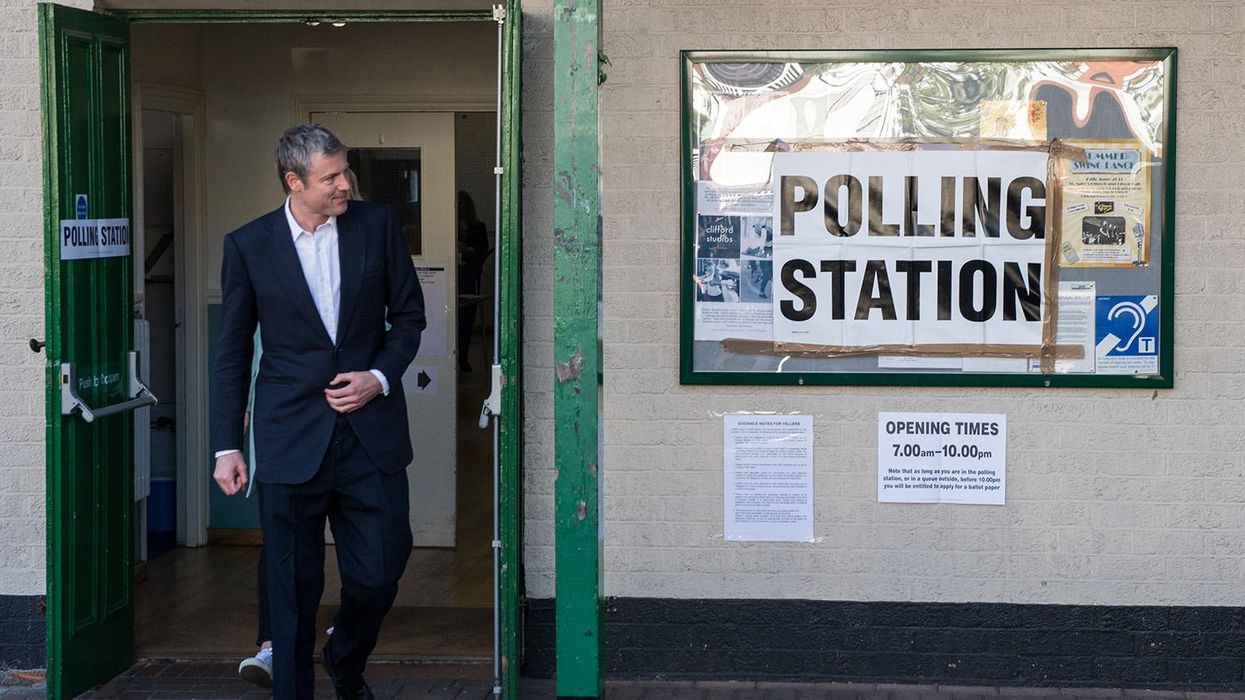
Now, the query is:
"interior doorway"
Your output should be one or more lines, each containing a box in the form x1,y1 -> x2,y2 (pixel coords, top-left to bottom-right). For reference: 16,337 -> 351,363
126,17 -> 500,664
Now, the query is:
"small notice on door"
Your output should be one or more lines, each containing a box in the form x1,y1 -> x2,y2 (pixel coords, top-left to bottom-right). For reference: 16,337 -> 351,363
724,414 -> 814,542
877,412 -> 1007,505
60,218 -> 130,260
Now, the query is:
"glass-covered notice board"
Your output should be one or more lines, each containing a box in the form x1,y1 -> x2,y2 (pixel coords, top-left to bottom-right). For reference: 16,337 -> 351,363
680,49 -> 1176,387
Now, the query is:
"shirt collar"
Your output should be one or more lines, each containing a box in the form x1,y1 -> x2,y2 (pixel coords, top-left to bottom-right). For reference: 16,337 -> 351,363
284,197 -> 336,240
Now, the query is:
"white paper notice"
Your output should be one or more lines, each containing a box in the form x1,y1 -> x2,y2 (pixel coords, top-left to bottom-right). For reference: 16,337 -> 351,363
415,267 -> 448,357
877,412 -> 1007,505
1029,281 -> 1096,374
724,414 -> 814,542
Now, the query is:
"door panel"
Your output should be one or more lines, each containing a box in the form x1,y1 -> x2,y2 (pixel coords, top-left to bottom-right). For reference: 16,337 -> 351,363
40,4 -> 134,698
312,111 -> 459,547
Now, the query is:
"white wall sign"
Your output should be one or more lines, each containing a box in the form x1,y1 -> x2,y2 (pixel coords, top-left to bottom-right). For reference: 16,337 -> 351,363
724,414 -> 814,542
60,218 -> 131,260
877,412 -> 1007,505
401,364 -> 438,396
414,266 -> 448,357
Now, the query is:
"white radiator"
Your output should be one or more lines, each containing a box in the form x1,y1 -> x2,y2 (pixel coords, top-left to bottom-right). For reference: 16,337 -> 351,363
133,318 -> 151,502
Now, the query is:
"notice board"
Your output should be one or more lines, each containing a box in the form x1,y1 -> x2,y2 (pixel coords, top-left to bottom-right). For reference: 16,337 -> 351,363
681,49 -> 1176,388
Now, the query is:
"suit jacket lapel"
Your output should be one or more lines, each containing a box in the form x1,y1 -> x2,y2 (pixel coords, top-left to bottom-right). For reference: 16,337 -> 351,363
336,205 -> 366,342
265,209 -> 334,347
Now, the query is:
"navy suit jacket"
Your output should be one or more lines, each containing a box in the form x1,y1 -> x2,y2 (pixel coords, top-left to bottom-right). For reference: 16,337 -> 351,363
210,201 -> 426,485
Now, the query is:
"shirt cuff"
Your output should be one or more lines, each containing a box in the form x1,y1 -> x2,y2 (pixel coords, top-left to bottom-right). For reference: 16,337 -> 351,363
215,449 -> 241,459
370,369 -> 390,396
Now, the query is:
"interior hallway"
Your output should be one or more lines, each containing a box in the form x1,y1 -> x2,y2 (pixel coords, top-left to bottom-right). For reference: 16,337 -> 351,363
135,323 -> 497,660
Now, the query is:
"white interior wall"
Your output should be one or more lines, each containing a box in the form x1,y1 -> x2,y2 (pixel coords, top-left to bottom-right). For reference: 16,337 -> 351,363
596,0 -> 1245,607
188,21 -> 498,278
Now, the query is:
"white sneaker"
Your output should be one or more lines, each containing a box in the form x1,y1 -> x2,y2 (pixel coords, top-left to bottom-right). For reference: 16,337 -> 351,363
238,646 -> 273,688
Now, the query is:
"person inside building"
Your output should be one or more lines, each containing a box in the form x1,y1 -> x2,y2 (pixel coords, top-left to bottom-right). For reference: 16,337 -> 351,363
456,190 -> 490,372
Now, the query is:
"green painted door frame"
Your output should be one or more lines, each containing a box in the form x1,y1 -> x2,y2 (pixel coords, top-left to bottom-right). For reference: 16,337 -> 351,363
553,0 -> 603,696
40,5 -> 135,698
42,4 -> 525,697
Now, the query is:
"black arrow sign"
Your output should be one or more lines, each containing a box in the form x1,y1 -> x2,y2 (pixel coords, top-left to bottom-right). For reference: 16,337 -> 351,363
417,371 -> 432,390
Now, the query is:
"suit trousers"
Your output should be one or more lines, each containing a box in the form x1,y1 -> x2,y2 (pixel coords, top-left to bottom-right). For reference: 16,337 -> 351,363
258,415 -> 413,699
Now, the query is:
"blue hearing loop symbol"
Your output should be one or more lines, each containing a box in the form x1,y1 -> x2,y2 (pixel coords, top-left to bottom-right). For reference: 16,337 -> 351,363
1096,295 -> 1157,356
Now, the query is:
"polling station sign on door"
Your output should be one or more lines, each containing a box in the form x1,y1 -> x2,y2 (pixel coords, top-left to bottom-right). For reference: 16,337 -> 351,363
60,194 -> 131,261
680,50 -> 1175,388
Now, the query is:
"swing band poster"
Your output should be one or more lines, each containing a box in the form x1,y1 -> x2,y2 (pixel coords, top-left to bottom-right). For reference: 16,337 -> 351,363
1057,139 -> 1152,268
681,51 -> 1174,387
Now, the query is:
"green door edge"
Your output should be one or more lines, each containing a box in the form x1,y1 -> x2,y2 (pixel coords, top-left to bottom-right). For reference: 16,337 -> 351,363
498,0 -> 524,696
42,5 -> 526,697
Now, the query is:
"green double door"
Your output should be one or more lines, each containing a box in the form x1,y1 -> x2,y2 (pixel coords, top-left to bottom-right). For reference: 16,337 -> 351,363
40,3 -> 525,698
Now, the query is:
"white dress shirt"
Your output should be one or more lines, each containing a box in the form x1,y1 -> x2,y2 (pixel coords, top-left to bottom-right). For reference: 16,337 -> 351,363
281,199 -> 390,394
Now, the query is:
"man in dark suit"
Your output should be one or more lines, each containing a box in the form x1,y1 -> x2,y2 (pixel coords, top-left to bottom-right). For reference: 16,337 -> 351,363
211,124 -> 425,699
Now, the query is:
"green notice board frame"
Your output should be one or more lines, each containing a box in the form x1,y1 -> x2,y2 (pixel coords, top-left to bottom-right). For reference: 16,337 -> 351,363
679,48 -> 1177,388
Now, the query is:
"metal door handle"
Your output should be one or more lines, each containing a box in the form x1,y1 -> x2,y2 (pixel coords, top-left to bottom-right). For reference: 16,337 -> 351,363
61,351 -> 158,423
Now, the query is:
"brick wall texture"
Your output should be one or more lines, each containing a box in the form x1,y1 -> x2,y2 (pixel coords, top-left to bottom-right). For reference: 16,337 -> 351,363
590,0 -> 1245,606
0,0 -> 91,597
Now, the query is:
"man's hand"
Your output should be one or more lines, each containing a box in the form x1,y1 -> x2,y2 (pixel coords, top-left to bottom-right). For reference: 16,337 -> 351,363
214,452 -> 249,496
325,371 -> 382,414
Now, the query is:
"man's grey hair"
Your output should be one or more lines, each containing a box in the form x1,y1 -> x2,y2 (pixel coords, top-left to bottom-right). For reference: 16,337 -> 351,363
275,123 -> 345,193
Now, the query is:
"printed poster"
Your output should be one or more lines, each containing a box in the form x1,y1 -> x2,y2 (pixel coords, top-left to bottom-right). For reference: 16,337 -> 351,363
772,149 -> 1049,350
724,414 -> 814,542
693,182 -> 775,342
878,412 -> 1007,505
1058,139 -> 1151,268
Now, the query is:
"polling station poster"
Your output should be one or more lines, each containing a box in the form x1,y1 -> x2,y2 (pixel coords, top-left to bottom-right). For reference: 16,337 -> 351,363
1057,139 -> 1151,268
770,149 -> 1050,352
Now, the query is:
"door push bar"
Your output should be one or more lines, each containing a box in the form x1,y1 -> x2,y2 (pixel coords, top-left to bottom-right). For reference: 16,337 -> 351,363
61,351 -> 158,423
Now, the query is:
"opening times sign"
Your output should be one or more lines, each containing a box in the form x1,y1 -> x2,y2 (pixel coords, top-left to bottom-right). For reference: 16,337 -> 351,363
877,412 -> 1007,505
773,149 -> 1048,350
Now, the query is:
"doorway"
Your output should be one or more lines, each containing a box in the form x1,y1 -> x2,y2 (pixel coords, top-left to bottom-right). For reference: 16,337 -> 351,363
43,5 -> 523,697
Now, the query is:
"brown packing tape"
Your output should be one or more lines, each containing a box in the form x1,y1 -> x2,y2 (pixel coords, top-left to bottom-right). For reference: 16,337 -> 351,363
1041,138 -> 1064,374
721,339 -> 1085,360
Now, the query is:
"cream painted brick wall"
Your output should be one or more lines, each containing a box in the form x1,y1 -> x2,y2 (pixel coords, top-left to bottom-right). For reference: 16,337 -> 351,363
0,0 -> 92,597
596,0 -> 1245,606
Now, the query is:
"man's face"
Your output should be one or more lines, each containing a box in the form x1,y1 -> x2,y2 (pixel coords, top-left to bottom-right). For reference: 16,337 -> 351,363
287,150 -> 350,219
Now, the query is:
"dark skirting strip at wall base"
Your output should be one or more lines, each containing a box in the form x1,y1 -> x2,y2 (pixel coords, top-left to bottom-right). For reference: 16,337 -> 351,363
0,595 -> 45,669
523,598 -> 1245,690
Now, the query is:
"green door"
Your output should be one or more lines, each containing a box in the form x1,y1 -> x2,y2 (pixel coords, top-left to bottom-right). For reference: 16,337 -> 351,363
497,1 -> 524,696
39,4 -> 137,698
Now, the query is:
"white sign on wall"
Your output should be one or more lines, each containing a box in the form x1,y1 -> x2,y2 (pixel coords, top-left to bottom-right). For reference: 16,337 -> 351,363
877,412 -> 1007,505
414,266 -> 448,357
724,414 -> 814,542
